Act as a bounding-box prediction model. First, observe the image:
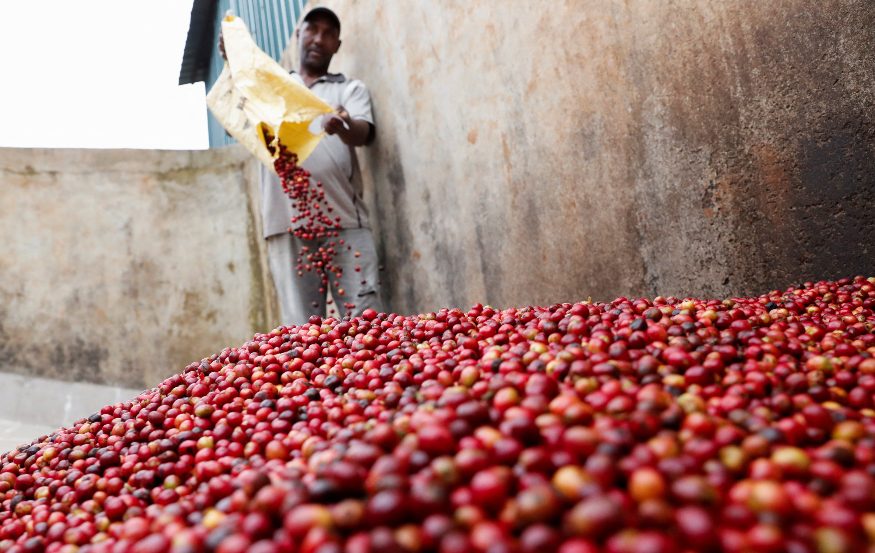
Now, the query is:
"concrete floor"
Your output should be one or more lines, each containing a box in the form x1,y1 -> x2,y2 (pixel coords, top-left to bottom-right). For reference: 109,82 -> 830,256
0,419 -> 57,455
0,371 -> 142,456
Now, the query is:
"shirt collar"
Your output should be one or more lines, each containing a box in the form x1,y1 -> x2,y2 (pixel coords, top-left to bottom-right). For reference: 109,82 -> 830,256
290,70 -> 346,87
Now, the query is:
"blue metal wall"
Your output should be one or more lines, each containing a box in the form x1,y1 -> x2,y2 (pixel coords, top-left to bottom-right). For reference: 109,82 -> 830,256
207,0 -> 306,148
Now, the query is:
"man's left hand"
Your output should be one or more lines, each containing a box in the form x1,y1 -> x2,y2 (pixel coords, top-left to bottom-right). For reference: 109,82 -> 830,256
322,104 -> 372,147
323,105 -> 350,136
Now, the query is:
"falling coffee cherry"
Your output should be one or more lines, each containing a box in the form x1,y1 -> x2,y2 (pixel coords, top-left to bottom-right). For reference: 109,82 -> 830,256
266,130 -> 343,286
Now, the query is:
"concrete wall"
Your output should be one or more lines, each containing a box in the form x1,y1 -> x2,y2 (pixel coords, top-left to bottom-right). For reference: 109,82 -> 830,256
3,2 -> 873,390
308,0 -> 875,313
0,146 -> 280,389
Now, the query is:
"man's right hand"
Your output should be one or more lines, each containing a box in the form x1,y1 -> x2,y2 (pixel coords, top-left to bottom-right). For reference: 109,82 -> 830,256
218,30 -> 227,61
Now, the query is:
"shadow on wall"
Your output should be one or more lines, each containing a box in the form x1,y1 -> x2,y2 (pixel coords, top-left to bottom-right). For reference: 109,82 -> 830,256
786,114 -> 874,279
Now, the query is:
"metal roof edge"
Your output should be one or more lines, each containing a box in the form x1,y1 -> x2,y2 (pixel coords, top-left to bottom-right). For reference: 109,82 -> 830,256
179,0 -> 220,85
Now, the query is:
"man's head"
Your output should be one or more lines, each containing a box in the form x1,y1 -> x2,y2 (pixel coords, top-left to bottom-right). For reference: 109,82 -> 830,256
296,6 -> 341,75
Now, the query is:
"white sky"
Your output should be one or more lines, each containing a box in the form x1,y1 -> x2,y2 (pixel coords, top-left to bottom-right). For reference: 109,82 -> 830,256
0,1 -> 209,150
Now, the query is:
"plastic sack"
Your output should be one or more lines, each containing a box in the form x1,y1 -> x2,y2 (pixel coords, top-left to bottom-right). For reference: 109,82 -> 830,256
206,15 -> 334,173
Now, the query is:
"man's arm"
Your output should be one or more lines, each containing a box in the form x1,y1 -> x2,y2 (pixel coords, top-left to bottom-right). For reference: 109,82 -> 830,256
323,106 -> 372,147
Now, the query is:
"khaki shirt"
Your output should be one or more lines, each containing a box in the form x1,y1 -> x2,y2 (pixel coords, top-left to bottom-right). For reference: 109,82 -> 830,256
259,72 -> 374,237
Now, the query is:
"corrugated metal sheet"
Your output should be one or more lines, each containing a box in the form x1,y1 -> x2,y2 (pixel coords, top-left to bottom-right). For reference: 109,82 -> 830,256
179,0 -> 219,86
179,0 -> 304,147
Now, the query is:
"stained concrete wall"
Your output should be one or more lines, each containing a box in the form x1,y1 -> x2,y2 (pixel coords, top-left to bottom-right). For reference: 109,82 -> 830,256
307,0 -> 875,313
0,146 -> 280,389
2,2 -> 873,390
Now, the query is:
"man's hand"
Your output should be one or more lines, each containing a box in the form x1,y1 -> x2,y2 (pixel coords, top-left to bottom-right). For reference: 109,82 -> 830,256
218,30 -> 227,61
322,104 -> 373,147
322,105 -> 350,136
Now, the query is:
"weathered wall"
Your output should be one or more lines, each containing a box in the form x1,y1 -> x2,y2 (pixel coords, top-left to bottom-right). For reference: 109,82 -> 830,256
3,2 -> 872,389
309,0 -> 875,313
0,146 -> 280,389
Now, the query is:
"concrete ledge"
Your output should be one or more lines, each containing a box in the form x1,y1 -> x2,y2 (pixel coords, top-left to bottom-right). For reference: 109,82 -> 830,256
0,145 -> 280,389
0,371 -> 142,430
0,419 -> 57,456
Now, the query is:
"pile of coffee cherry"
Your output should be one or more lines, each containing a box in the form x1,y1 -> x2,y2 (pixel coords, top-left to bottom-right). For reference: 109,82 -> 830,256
2,277 -> 875,553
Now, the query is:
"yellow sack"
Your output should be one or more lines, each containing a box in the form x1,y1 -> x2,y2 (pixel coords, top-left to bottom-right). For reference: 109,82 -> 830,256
206,15 -> 335,173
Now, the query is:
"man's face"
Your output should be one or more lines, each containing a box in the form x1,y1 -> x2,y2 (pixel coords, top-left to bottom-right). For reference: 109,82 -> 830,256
298,16 -> 341,72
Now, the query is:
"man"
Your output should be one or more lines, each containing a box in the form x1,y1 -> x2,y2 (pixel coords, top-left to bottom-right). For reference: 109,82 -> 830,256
222,6 -> 383,324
